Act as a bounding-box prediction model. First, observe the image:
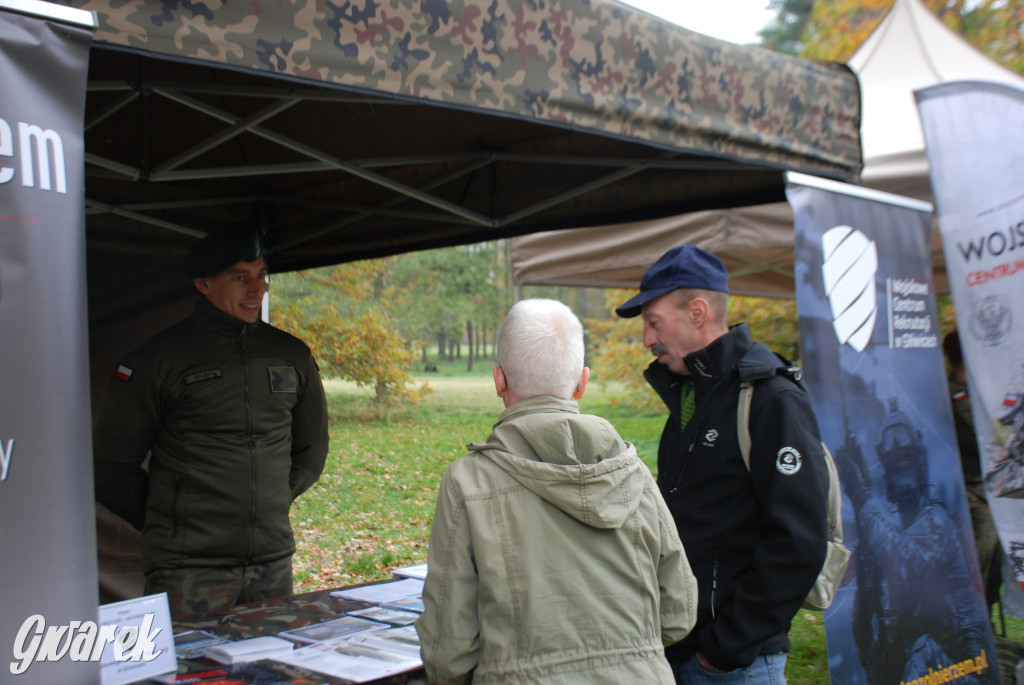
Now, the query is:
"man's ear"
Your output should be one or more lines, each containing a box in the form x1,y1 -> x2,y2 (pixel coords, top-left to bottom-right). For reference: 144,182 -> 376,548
689,297 -> 710,328
572,367 -> 591,399
193,277 -> 210,297
493,365 -> 507,398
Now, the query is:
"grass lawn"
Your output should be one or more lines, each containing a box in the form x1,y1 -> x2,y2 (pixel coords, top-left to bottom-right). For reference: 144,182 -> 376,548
292,359 -> 1022,683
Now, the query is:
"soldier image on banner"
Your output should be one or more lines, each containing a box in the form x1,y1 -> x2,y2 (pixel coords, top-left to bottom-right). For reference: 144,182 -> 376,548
988,368 -> 1024,498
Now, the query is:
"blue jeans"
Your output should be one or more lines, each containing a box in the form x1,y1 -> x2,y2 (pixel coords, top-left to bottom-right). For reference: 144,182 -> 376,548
672,651 -> 788,684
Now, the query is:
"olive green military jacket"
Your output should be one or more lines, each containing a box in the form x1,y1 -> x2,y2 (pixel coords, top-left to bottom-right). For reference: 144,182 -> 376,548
93,297 -> 329,572
417,396 -> 697,684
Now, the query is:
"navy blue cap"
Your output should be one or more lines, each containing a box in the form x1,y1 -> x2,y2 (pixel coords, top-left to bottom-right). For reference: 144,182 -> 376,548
615,244 -> 728,318
183,225 -> 264,279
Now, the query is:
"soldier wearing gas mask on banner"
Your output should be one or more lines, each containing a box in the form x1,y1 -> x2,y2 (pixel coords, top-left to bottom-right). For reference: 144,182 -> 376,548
837,396 -> 990,684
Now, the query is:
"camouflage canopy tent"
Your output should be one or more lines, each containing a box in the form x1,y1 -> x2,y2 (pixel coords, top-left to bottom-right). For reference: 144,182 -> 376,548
71,0 -> 862,317
509,0 -> 1024,298
59,0 -> 863,599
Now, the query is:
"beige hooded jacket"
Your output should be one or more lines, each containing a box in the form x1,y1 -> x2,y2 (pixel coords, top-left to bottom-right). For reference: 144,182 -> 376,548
417,396 -> 697,684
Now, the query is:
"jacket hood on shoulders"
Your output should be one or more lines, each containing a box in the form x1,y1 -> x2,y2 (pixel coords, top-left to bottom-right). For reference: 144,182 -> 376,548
466,396 -> 647,530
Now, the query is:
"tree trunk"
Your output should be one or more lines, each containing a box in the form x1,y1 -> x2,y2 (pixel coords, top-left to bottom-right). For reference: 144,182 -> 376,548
466,320 -> 474,372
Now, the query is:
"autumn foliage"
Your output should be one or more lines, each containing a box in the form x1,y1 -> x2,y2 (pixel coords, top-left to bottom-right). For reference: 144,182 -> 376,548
585,291 -> 801,410
802,0 -> 1023,74
273,260 -> 430,406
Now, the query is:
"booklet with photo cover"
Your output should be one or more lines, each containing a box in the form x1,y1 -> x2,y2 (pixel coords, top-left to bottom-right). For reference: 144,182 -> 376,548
381,596 -> 424,613
329,578 -> 424,604
344,626 -> 423,659
390,563 -> 428,580
278,615 -> 388,645
203,635 -> 295,665
346,605 -> 420,626
171,630 -> 231,660
272,638 -> 422,683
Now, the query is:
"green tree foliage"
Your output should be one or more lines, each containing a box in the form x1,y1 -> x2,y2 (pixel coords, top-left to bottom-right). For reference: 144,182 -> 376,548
585,291 -> 801,410
387,242 -> 506,369
801,0 -> 1024,74
272,240 -> 809,413
584,293 -> 657,409
272,242 -> 509,402
729,296 -> 801,362
273,260 -> 429,405
758,0 -> 815,54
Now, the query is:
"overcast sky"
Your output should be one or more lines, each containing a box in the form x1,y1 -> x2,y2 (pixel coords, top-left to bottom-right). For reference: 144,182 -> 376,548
617,0 -> 776,45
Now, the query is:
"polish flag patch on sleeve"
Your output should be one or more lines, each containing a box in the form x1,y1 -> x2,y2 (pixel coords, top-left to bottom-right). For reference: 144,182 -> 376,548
114,364 -> 134,382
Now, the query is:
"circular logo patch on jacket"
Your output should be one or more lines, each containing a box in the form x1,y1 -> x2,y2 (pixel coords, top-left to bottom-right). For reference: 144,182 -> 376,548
776,447 -> 802,475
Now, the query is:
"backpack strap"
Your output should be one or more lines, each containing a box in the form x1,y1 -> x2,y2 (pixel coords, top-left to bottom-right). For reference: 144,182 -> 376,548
738,380 -> 754,471
735,342 -> 801,473
735,346 -> 850,610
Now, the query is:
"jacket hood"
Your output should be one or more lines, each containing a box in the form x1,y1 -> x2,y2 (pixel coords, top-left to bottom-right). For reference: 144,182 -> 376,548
467,396 -> 647,529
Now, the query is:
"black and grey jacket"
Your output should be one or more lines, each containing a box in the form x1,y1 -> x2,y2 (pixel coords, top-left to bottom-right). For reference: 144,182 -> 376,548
646,323 -> 828,671
93,297 -> 329,572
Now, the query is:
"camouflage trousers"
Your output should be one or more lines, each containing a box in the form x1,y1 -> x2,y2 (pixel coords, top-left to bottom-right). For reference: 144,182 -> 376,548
144,556 -> 293,618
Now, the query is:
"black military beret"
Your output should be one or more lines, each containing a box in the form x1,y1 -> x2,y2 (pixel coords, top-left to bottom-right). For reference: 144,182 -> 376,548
182,226 -> 264,279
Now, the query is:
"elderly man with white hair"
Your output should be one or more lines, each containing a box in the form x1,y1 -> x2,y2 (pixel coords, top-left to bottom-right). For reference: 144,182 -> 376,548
417,298 -> 697,684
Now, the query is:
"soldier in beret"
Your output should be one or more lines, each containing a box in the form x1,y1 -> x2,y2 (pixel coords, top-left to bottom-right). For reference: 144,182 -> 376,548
92,225 -> 329,617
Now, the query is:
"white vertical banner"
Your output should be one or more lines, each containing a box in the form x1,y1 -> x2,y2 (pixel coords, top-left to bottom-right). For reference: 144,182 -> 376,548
0,1 -> 98,683
917,80 -> 1024,615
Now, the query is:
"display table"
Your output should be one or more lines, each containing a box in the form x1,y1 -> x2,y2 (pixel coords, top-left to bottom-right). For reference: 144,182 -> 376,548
148,585 -> 430,684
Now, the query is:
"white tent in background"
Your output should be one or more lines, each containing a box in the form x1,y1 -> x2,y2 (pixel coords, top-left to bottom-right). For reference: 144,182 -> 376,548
853,0 -> 1024,201
510,0 -> 1024,297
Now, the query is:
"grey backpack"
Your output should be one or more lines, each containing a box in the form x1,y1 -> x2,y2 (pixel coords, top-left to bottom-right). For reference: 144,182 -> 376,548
737,367 -> 850,612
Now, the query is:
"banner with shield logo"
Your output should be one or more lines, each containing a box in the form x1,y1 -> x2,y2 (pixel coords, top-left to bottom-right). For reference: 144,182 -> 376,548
787,173 -> 997,685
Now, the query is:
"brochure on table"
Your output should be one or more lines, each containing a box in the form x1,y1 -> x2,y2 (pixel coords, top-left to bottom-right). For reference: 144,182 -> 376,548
346,626 -> 422,658
273,636 -> 422,683
347,605 -> 420,625
391,563 -> 428,580
279,615 -> 389,644
329,578 -> 424,603
172,630 -> 231,660
204,635 -> 296,664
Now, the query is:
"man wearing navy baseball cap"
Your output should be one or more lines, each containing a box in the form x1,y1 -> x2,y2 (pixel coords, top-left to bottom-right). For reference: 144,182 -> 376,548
93,225 -> 329,617
617,244 -> 829,685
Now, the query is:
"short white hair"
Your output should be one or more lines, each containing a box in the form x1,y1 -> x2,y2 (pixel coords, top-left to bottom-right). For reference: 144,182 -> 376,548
496,299 -> 585,400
